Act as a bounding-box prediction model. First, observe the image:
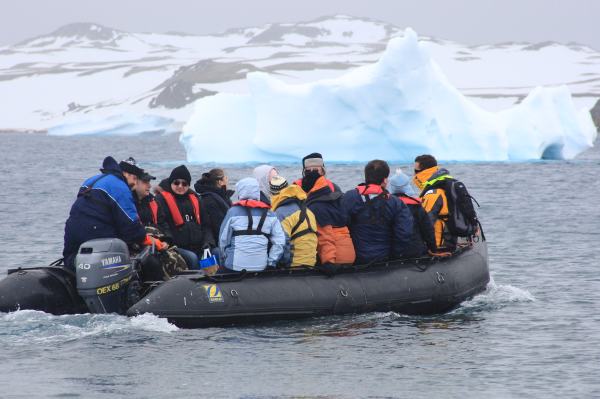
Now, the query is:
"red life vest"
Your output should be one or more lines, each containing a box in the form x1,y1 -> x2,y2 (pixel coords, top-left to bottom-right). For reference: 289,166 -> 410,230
398,195 -> 421,206
148,199 -> 158,225
161,191 -> 200,227
356,184 -> 389,198
233,199 -> 271,209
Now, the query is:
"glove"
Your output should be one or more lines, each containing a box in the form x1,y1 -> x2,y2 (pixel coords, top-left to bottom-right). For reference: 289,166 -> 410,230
142,235 -> 167,252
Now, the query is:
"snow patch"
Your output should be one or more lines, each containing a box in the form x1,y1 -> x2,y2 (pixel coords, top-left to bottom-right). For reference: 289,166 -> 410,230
181,29 -> 596,163
48,113 -> 176,136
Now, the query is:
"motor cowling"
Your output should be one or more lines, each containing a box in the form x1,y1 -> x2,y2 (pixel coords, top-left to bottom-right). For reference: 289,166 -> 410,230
75,238 -> 140,314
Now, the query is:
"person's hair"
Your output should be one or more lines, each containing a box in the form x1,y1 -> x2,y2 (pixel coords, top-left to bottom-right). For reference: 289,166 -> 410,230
364,160 -> 390,185
199,168 -> 225,187
414,154 -> 437,170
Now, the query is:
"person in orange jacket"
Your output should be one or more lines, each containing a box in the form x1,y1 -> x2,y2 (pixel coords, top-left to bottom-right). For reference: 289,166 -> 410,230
412,154 -> 457,251
296,153 -> 355,265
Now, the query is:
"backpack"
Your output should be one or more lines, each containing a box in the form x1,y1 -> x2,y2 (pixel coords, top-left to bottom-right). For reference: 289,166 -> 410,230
427,178 -> 480,237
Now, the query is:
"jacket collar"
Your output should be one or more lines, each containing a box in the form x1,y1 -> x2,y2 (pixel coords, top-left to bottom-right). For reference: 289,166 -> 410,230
271,185 -> 307,210
413,166 -> 446,190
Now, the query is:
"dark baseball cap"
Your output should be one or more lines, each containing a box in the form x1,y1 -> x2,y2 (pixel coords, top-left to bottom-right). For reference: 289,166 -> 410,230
139,172 -> 156,182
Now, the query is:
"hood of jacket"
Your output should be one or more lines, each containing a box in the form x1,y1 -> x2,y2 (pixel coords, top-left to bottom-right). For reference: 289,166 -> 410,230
236,177 -> 260,201
389,170 -> 417,196
195,183 -> 228,197
252,164 -> 277,199
271,184 -> 307,210
158,178 -> 170,192
412,166 -> 450,190
100,156 -> 123,175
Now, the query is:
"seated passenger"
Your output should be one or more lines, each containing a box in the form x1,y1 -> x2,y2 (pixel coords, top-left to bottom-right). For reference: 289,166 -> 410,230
412,154 -> 457,251
388,170 -> 437,258
134,170 -> 188,279
300,164 -> 355,266
219,177 -> 286,272
134,171 -> 170,234
253,164 -> 278,204
270,175 -> 318,267
194,168 -> 234,242
155,165 -> 215,268
294,152 -> 341,193
342,160 -> 412,264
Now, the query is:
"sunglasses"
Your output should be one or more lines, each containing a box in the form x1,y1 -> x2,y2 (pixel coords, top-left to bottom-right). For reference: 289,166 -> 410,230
172,180 -> 189,187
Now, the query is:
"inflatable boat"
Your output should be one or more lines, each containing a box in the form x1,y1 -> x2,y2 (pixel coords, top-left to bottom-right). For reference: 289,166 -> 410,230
0,238 -> 489,328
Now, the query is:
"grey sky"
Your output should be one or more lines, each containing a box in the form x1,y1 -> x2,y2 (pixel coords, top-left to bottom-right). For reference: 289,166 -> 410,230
1,0 -> 599,49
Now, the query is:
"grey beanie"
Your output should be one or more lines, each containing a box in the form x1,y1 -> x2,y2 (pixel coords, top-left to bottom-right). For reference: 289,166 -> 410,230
388,169 -> 417,196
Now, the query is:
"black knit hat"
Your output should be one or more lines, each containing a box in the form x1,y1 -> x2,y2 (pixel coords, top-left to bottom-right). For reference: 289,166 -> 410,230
168,165 -> 192,184
302,152 -> 324,169
119,157 -> 144,177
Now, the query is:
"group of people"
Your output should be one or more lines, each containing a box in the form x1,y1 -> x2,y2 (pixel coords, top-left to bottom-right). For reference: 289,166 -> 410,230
62,152 -> 467,278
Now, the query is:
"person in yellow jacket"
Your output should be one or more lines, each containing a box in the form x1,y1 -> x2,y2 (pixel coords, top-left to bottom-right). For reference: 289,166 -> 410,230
412,154 -> 457,251
270,175 -> 318,267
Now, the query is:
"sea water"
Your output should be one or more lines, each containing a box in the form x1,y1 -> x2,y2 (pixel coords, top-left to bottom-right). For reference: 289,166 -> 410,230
0,132 -> 599,398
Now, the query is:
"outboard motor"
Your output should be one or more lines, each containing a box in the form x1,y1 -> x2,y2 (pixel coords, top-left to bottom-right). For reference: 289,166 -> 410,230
75,238 -> 141,314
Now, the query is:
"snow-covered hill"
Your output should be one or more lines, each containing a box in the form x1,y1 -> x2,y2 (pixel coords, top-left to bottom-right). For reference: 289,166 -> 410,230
1,15 -> 599,134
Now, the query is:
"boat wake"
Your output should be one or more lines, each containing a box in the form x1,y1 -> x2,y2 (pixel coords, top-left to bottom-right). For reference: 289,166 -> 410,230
0,310 -> 177,345
457,277 -> 535,313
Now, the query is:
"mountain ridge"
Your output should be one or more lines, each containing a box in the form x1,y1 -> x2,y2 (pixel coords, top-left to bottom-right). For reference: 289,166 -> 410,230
0,15 -> 598,133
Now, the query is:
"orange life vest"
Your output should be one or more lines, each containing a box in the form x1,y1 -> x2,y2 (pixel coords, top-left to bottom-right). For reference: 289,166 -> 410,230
294,177 -> 335,193
148,199 -> 159,225
233,199 -> 271,209
161,191 -> 200,227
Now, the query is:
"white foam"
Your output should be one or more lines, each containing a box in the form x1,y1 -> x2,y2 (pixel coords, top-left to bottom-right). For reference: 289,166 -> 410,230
1,310 -> 177,345
459,277 -> 535,311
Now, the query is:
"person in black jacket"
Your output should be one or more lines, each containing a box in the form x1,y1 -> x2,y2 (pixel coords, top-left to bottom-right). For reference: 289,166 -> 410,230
194,168 -> 233,241
155,165 -> 215,268
388,170 -> 437,257
133,170 -> 188,279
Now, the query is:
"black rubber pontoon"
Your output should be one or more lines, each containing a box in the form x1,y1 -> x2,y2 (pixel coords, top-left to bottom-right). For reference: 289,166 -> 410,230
127,240 -> 489,328
0,266 -> 87,315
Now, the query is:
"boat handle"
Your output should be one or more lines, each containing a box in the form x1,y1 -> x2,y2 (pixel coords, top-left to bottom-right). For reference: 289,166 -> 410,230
436,272 -> 445,284
340,289 -> 348,297
230,289 -> 239,298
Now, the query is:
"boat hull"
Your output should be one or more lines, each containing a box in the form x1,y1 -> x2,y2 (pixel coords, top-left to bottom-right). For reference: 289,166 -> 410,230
0,267 -> 87,315
128,240 -> 489,328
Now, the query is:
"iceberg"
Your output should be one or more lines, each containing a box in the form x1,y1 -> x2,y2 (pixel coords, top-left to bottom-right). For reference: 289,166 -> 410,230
48,114 -> 176,136
181,29 -> 597,163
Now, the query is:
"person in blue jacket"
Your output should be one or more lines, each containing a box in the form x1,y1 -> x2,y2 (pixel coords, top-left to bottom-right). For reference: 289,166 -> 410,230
218,177 -> 286,272
63,156 -> 161,270
341,160 -> 413,264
